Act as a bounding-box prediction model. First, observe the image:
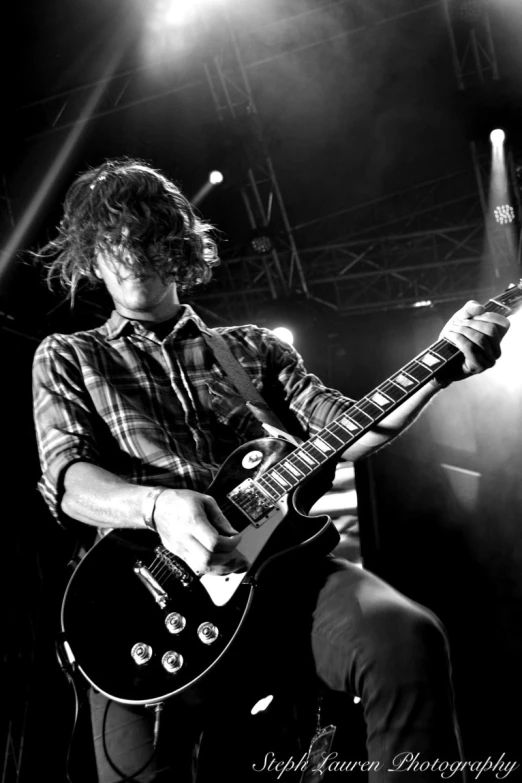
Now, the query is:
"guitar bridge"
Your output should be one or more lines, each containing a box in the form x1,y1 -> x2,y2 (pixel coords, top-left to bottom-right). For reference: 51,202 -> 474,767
134,561 -> 169,608
227,479 -> 274,527
154,549 -> 195,587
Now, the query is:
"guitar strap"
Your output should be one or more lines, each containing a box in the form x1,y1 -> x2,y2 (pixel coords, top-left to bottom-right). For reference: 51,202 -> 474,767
202,329 -> 335,771
201,328 -> 292,437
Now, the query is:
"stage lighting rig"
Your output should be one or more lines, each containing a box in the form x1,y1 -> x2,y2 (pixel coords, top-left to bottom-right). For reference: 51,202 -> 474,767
493,205 -> 515,225
250,227 -> 273,255
458,0 -> 483,25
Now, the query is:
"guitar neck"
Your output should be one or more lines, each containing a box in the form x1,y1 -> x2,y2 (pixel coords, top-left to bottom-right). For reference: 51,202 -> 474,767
254,284 -> 522,503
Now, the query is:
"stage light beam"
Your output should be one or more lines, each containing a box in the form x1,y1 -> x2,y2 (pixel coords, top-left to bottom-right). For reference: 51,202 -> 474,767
191,170 -> 225,206
0,40 -> 127,284
483,123 -> 518,280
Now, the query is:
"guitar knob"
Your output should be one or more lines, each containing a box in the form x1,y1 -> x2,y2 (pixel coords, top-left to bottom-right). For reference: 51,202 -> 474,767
197,622 -> 219,645
162,651 -> 184,673
165,612 -> 186,634
131,643 -> 152,665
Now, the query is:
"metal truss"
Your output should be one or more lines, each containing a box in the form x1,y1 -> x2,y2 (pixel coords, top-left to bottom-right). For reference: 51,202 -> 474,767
203,13 -> 310,301
442,0 -> 499,89
14,1 -> 440,140
443,0 -> 521,284
189,221 -> 507,321
6,0 -> 516,331
293,168 -> 483,246
18,59 -> 208,142
190,166 -> 492,321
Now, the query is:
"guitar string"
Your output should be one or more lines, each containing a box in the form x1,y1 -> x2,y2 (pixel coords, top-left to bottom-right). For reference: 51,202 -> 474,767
152,332 -> 467,582
143,291 -> 520,584
146,354 -> 447,584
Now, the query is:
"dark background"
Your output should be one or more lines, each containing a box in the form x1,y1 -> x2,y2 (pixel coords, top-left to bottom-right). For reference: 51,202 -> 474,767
3,1 -> 522,780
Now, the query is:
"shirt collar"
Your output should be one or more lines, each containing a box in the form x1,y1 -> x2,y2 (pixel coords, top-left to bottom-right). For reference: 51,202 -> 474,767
104,304 -> 212,341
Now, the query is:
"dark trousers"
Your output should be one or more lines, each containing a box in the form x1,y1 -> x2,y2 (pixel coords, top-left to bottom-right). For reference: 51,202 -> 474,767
90,558 -> 464,782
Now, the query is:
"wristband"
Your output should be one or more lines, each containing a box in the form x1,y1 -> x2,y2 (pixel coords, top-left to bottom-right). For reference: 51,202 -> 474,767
142,487 -> 166,532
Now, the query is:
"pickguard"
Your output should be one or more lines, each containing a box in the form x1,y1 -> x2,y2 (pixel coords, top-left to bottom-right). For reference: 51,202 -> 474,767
199,496 -> 288,606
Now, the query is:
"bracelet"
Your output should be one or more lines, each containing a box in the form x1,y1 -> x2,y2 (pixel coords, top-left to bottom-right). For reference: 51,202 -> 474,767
142,487 -> 166,532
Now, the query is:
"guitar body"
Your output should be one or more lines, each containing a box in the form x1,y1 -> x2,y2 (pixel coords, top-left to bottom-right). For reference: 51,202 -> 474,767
61,436 -> 340,705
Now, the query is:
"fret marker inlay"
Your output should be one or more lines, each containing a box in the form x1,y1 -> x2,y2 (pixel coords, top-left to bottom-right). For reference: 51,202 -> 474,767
314,438 -> 333,453
339,415 -> 361,432
371,391 -> 392,407
395,373 -> 414,388
420,352 -> 442,367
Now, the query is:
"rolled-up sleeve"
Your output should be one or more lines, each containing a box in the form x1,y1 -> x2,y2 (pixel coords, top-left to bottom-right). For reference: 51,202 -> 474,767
261,329 -> 355,436
32,335 -> 101,520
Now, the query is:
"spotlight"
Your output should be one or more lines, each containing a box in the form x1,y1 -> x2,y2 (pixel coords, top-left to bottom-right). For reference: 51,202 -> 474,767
490,129 -> 506,146
209,170 -> 223,185
272,327 -> 294,346
156,0 -> 197,27
250,227 -> 273,255
493,204 -> 515,225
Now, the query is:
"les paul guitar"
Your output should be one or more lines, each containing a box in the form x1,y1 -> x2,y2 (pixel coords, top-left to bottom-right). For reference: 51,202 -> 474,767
61,281 -> 522,706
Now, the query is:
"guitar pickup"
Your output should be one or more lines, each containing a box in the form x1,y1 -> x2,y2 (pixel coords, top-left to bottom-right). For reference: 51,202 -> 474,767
134,561 -> 169,609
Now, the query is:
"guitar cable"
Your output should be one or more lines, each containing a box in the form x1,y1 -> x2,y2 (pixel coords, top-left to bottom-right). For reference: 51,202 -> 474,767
101,699 -> 162,782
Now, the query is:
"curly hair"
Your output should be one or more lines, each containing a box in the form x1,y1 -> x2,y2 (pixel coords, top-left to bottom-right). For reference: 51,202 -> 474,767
37,158 -> 220,301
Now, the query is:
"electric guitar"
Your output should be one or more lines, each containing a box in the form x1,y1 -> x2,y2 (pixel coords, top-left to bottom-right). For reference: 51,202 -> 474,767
60,281 -> 522,706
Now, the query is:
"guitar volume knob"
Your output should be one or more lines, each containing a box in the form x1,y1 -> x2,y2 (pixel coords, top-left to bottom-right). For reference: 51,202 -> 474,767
165,612 -> 186,634
162,651 -> 184,673
197,622 -> 219,645
131,643 -> 152,665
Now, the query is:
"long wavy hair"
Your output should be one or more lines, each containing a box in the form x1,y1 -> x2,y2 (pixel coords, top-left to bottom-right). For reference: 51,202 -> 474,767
37,158 -> 220,301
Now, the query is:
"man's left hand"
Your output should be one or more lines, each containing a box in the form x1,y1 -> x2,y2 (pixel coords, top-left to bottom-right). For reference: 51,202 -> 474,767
437,300 -> 510,385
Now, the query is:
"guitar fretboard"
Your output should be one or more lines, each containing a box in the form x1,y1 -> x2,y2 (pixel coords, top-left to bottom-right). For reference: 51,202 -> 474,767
248,284 -> 522,505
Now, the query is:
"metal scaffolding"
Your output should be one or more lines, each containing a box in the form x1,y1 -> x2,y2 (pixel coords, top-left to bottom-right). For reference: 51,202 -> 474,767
189,221 -> 492,321
15,1 -> 440,140
443,0 -> 520,277
203,17 -> 310,301
7,0 -> 474,329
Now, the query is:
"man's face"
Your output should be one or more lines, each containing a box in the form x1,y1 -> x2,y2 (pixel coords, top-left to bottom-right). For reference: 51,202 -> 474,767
94,246 -> 179,321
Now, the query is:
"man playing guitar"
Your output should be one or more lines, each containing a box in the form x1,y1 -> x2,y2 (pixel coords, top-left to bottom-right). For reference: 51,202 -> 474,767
33,158 -> 511,782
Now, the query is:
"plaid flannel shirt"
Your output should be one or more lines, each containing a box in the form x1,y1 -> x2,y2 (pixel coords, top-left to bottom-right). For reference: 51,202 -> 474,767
32,304 -> 354,521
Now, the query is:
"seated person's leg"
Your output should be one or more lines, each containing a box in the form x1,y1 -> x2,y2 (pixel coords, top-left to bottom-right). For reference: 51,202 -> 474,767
310,559 -> 464,778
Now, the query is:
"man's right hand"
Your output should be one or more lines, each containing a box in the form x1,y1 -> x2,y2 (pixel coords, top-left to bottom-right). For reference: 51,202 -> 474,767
153,488 -> 248,577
